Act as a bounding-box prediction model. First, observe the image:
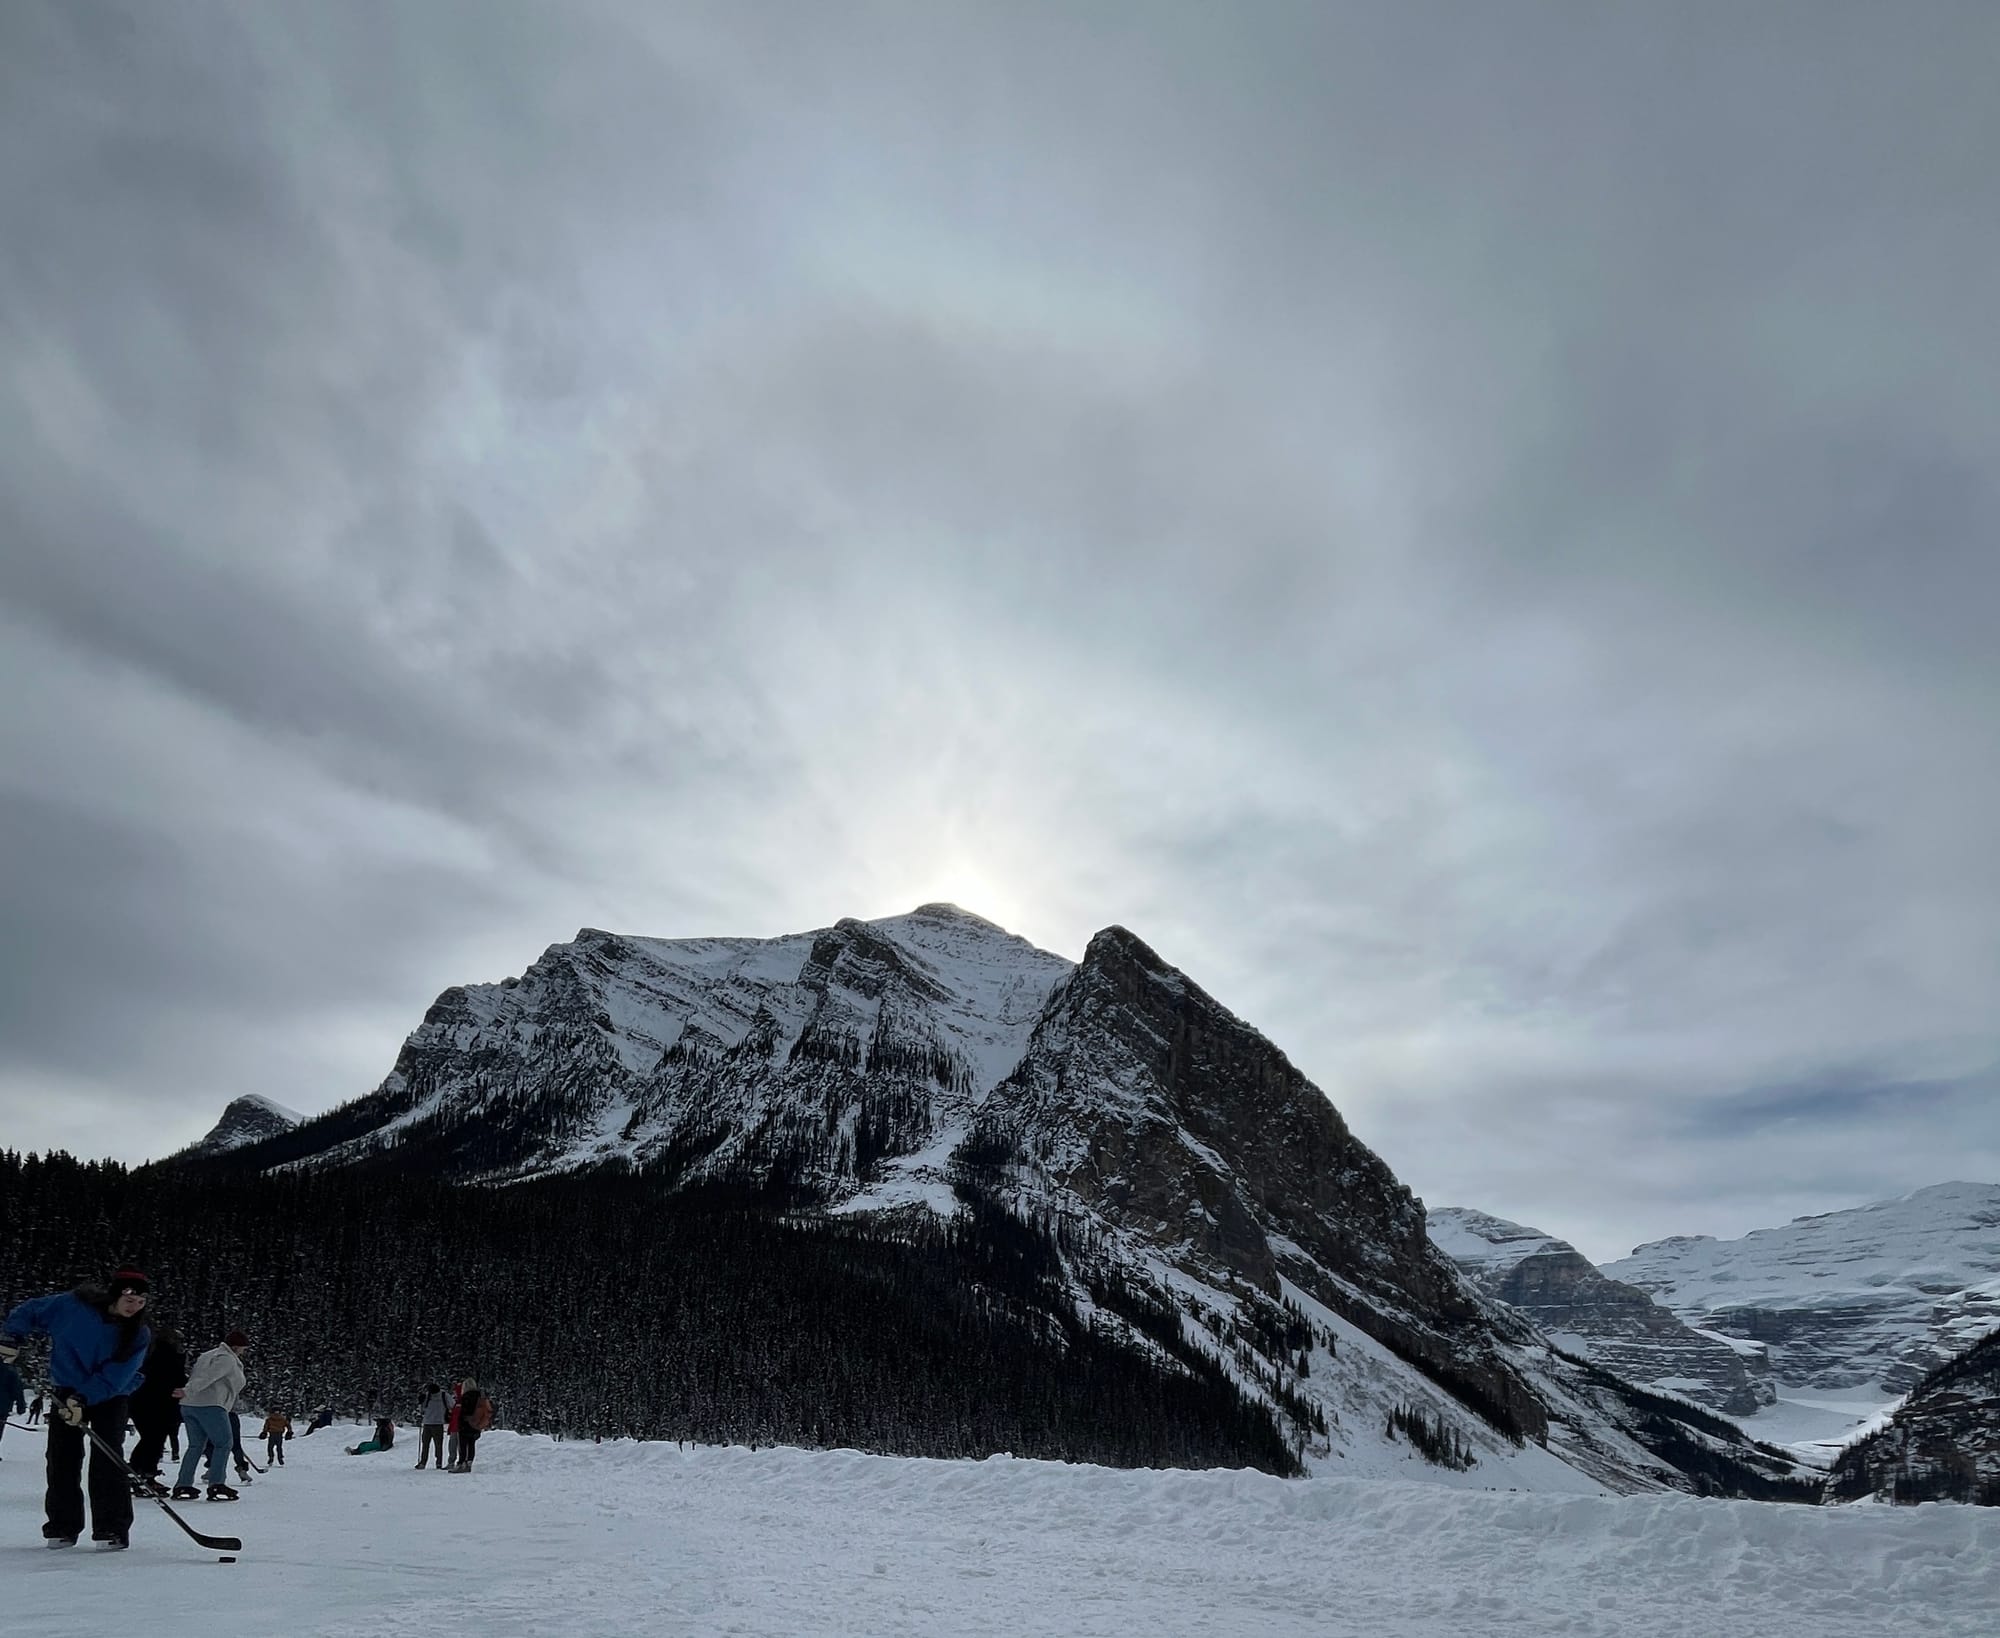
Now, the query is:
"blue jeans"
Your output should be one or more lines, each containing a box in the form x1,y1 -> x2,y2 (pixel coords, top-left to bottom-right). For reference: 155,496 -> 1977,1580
175,1405 -> 233,1488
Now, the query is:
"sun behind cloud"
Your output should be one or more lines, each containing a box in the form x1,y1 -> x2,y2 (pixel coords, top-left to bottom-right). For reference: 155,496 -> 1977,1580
878,860 -> 1034,943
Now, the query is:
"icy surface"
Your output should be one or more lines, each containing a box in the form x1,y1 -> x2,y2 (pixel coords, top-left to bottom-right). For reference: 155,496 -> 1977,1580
1741,1387 -> 1909,1466
6,1429 -> 1995,1637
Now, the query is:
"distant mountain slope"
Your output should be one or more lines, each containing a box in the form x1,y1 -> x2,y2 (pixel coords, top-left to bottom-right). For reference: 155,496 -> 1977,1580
1829,1326 -> 2000,1505
1429,1206 -> 1775,1416
1604,1183 -> 2000,1394
168,905 -> 1819,1500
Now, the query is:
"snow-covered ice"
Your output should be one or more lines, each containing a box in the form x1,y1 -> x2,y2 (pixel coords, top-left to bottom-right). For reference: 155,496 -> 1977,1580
6,1427 -> 1997,1636
1740,1386 -> 1909,1465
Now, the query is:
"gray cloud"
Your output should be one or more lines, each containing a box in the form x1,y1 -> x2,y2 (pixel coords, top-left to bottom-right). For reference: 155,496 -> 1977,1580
3,1 -> 1996,1257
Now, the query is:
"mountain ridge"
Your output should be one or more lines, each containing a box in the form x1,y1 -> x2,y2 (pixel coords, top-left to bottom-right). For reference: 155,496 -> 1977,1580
1603,1181 -> 2000,1396
166,905 -> 1819,1500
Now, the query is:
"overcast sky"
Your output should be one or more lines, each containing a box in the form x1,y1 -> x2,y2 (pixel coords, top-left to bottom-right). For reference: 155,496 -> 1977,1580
3,1 -> 1995,1264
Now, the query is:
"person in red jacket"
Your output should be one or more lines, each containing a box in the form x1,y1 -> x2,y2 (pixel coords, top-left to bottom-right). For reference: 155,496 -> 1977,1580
444,1378 -> 464,1470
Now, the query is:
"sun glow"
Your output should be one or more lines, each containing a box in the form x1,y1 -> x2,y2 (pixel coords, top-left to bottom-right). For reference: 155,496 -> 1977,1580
885,859 -> 1027,938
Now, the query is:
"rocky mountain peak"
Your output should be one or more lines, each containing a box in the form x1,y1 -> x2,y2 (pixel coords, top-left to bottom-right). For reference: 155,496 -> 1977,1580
185,1093 -> 303,1157
905,901 -> 1006,929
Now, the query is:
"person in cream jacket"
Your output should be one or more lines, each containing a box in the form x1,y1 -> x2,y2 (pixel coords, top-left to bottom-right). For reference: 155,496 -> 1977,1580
170,1329 -> 250,1501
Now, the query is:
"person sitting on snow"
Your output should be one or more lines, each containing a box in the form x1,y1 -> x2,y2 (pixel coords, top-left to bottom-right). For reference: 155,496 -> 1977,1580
346,1414 -> 397,1455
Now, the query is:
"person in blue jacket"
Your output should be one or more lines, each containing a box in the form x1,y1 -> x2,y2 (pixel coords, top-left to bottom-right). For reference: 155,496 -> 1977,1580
0,1269 -> 153,1549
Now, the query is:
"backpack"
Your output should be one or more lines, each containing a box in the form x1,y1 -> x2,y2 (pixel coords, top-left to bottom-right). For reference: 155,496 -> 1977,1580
469,1394 -> 493,1432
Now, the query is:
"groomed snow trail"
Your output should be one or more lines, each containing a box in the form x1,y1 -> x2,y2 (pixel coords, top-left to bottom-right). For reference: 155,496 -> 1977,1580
3,1429 -> 1995,1636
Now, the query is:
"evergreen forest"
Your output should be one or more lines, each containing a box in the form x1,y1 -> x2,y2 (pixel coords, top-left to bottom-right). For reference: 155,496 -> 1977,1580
0,1150 -> 1300,1477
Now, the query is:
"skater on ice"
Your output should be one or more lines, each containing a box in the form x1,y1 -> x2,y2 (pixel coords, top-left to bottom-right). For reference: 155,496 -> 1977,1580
228,1408 -> 256,1483
128,1322 -> 188,1491
172,1328 -> 250,1502
262,1407 -> 292,1465
0,1268 -> 153,1548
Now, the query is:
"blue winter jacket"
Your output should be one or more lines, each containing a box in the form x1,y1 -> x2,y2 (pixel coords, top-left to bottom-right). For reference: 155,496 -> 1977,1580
2,1291 -> 149,1405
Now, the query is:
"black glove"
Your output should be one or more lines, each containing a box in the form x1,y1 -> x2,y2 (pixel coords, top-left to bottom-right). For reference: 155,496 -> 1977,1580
52,1391 -> 87,1428
0,1336 -> 20,1364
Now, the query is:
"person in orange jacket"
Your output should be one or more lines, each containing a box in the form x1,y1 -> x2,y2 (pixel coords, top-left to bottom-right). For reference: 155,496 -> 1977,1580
260,1408 -> 292,1466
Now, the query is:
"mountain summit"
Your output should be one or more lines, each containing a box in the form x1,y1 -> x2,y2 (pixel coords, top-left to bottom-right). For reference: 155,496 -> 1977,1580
183,1092 -> 302,1156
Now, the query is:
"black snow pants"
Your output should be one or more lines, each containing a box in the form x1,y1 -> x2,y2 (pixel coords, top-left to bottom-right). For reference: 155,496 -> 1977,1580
417,1425 -> 445,1467
457,1425 -> 480,1468
129,1405 -> 179,1477
44,1397 -> 133,1541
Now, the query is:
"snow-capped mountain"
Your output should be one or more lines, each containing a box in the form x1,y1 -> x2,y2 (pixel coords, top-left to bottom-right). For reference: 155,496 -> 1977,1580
225,906 -> 1070,1187
1428,1206 -> 1776,1416
188,905 -> 1815,1498
182,1092 -> 303,1156
1603,1183 -> 2000,1396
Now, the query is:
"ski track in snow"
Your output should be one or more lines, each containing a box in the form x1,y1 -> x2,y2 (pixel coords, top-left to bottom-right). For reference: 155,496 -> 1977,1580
6,1429 -> 1996,1637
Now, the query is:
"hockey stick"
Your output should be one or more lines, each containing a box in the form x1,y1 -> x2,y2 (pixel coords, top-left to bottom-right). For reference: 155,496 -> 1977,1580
79,1420 -> 243,1553
7,1419 -> 41,1432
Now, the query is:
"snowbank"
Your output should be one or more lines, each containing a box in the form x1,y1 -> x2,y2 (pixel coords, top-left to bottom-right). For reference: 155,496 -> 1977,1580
4,1429 -> 1995,1635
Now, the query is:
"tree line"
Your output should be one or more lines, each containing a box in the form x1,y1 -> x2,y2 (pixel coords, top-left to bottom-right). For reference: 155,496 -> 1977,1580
0,1149 -> 1299,1476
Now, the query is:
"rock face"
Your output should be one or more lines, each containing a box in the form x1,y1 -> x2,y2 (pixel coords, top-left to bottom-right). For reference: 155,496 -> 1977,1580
1829,1327 -> 2000,1505
184,1094 -> 302,1156
974,927 -> 1550,1445
1429,1208 -> 1775,1417
1603,1183 -> 2000,1396
183,904 -> 1818,1498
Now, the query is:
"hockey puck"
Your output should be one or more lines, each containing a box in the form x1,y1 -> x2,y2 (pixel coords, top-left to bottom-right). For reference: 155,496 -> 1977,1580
218,1555 -> 237,1563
